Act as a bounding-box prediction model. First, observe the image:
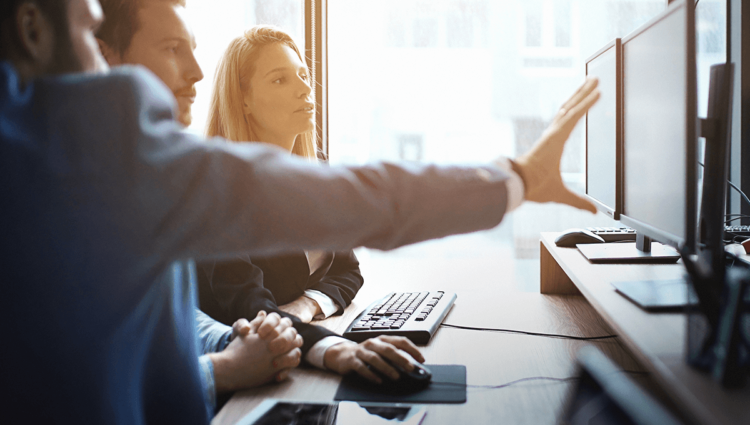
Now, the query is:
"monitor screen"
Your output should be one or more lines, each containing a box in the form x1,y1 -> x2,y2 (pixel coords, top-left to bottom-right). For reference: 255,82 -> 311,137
585,40 -> 621,219
620,0 -> 696,249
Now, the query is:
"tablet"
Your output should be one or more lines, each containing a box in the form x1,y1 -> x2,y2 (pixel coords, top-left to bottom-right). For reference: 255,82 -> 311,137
236,400 -> 427,425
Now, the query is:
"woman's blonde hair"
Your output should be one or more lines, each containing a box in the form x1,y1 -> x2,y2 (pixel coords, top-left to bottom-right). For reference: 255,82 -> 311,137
205,25 -> 317,160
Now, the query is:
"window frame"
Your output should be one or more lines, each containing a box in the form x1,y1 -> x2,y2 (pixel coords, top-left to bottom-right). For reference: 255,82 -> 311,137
305,0 -> 329,158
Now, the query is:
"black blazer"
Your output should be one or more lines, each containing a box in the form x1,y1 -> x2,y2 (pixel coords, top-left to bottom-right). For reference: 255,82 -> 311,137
197,250 -> 363,355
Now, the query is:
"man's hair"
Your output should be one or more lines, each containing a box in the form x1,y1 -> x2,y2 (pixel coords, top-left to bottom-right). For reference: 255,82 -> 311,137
97,0 -> 186,55
0,0 -> 69,60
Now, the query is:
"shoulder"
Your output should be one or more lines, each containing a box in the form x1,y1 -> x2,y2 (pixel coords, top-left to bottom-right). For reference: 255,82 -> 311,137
36,65 -> 176,123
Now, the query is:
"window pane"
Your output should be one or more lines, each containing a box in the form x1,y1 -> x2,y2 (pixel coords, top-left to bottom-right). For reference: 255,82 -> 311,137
525,0 -> 543,47
185,0 -> 304,136
554,0 -> 572,47
329,0 -> 672,291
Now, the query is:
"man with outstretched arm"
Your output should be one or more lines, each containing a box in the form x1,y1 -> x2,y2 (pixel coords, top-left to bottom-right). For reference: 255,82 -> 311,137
0,0 -> 599,424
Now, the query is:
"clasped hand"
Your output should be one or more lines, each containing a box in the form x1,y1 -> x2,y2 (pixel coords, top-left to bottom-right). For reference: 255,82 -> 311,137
208,311 -> 304,393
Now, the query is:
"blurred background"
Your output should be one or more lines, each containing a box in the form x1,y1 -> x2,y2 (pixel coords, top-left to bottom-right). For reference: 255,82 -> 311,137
185,0 -> 725,291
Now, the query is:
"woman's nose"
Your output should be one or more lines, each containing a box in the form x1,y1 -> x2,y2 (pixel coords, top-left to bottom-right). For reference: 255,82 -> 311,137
298,78 -> 312,98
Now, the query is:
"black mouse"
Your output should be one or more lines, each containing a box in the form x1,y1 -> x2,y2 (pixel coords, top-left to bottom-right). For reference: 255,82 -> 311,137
554,228 -> 606,248
366,360 -> 432,393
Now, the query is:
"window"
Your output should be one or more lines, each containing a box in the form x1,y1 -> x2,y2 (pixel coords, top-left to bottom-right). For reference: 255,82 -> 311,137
328,0 -> 667,291
185,0 -> 304,136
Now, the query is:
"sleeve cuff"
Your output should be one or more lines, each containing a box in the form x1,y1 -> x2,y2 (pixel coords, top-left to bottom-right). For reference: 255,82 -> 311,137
198,355 -> 217,414
305,336 -> 353,369
303,290 -> 340,319
493,157 -> 525,212
195,309 -> 234,354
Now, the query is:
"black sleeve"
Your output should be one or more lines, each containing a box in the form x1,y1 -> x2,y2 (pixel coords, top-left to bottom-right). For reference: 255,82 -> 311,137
308,250 -> 363,312
196,257 -> 336,355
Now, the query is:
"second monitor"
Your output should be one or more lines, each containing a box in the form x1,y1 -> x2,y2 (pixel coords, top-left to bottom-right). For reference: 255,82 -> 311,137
579,0 -> 696,263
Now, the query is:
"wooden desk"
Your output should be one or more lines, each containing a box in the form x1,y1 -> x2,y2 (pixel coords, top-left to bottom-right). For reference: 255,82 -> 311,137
212,247 -> 645,425
540,232 -> 750,425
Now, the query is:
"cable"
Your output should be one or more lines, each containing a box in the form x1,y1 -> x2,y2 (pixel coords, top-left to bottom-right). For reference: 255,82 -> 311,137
727,180 -> 750,208
431,376 -> 578,390
430,370 -> 650,391
698,161 -> 750,209
724,216 -> 748,225
440,323 -> 618,341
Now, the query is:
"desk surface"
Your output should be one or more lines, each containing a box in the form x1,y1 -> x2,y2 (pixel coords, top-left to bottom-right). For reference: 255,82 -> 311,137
212,249 -> 642,425
539,233 -> 750,425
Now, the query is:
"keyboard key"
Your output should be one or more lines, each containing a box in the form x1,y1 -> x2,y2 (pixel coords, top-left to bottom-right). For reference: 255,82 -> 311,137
342,290 -> 456,344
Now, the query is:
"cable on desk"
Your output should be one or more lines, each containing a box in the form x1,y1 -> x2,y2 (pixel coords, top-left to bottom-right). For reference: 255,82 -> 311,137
430,370 -> 650,391
432,376 -> 578,390
440,323 -> 618,341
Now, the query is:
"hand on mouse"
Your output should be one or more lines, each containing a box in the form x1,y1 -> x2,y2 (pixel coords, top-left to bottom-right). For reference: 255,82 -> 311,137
323,335 -> 425,383
510,77 -> 600,213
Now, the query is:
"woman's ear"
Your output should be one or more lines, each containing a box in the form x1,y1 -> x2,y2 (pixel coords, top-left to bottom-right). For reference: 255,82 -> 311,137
242,93 -> 253,115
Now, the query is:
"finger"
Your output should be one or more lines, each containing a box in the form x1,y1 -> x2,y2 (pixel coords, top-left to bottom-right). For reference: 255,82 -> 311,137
231,318 -> 252,338
357,345 -> 400,380
364,338 -> 415,373
268,327 -> 299,355
275,317 -> 293,333
559,89 -> 601,131
248,311 -> 267,334
275,369 -> 291,382
559,77 -> 599,116
377,336 -> 425,364
257,312 -> 281,339
558,187 -> 598,213
272,348 -> 302,370
350,358 -> 382,384
293,334 -> 304,349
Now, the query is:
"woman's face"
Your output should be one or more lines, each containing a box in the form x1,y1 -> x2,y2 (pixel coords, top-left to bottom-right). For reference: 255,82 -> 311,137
243,43 -> 314,151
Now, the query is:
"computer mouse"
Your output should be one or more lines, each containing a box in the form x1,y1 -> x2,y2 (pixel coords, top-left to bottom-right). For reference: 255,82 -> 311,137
554,228 -> 606,248
366,360 -> 432,393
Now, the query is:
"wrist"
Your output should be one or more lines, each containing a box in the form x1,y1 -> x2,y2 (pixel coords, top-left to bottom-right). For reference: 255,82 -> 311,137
507,158 -> 527,197
207,352 -> 236,394
323,341 -> 353,372
300,295 -> 322,318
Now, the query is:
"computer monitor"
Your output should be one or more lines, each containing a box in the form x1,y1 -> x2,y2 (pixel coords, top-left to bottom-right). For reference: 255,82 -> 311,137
585,39 -> 622,220
619,0 -> 697,255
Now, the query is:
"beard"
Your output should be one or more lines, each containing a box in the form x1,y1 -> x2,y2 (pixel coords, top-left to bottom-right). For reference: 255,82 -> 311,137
45,20 -> 83,76
48,37 -> 82,75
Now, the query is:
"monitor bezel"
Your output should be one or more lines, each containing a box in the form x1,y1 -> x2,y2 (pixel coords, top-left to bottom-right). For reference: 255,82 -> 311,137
618,0 -> 697,251
585,38 -> 622,220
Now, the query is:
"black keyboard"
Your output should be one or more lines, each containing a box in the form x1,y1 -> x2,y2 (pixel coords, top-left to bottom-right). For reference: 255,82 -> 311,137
585,226 -> 637,242
724,225 -> 750,239
342,291 -> 456,345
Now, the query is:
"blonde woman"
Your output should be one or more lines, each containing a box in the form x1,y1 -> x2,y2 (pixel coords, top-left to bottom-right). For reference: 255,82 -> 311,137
197,26 -> 425,384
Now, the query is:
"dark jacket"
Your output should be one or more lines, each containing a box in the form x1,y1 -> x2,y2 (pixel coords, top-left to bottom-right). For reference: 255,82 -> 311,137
1,62 -> 511,425
197,250 -> 363,354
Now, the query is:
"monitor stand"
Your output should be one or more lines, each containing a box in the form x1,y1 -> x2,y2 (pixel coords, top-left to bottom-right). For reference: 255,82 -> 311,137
577,234 -> 680,264
611,278 -> 697,311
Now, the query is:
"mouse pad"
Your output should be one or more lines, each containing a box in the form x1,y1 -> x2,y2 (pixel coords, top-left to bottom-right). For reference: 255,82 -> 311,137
334,364 -> 466,404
